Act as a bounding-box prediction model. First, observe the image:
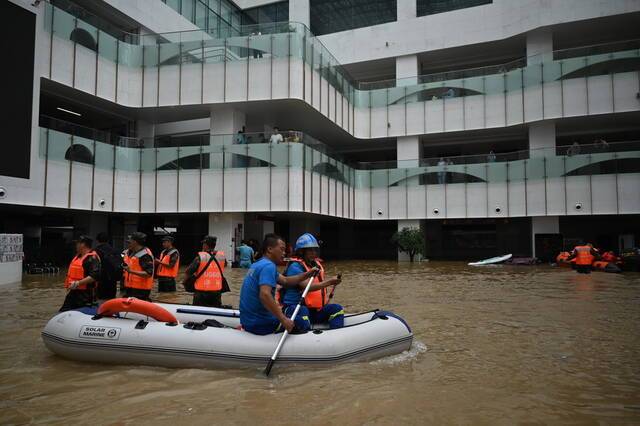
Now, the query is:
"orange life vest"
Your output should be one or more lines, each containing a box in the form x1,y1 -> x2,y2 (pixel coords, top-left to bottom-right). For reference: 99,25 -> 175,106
287,257 -> 328,309
194,251 -> 226,292
65,251 -> 99,290
157,248 -> 180,278
574,246 -> 595,266
124,247 -> 154,290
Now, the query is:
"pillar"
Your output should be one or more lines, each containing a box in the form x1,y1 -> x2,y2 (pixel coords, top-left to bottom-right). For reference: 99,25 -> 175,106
528,121 -> 556,158
531,216 -> 559,258
397,0 -> 417,21
210,106 -> 246,169
526,28 -> 553,65
397,219 -> 423,262
208,213 -> 244,263
289,0 -> 310,28
396,54 -> 418,86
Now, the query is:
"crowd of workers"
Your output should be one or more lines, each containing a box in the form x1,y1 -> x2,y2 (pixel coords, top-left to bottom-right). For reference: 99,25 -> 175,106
59,231 -> 344,335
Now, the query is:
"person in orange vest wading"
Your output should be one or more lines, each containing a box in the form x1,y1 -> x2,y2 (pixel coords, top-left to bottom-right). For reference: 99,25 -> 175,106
59,235 -> 101,312
281,233 -> 344,331
568,242 -> 600,274
184,235 -> 228,307
122,232 -> 155,301
155,235 -> 180,292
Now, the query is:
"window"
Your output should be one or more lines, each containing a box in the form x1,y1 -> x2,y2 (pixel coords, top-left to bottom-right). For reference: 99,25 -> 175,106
417,0 -> 492,17
241,1 -> 289,28
310,0 -> 397,36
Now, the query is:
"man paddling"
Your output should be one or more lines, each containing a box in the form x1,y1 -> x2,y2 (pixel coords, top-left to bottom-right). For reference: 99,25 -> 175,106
281,233 -> 343,331
239,233 -> 317,335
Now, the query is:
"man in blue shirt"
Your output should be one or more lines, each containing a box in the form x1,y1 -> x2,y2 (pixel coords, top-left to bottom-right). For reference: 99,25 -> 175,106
237,240 -> 254,269
239,233 -> 317,335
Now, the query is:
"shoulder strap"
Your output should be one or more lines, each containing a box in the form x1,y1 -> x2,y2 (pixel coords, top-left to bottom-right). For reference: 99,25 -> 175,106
193,252 -> 216,280
210,251 -> 227,280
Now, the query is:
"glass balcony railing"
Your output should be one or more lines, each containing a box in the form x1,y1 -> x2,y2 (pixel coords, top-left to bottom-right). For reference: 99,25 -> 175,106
39,117 -> 640,191
43,1 -> 640,111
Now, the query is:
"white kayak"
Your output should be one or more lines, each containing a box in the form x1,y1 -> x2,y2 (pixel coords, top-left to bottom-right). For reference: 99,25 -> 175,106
468,253 -> 512,266
41,302 -> 413,370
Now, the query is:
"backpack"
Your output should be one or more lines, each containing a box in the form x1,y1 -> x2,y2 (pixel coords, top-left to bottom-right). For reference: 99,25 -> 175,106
96,244 -> 124,283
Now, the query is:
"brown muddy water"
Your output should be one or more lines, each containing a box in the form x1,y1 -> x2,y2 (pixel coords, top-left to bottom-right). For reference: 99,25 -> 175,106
1,261 -> 639,425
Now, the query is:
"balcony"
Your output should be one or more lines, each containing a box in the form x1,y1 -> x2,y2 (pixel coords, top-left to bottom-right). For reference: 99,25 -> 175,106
35,119 -> 640,218
41,2 -> 640,139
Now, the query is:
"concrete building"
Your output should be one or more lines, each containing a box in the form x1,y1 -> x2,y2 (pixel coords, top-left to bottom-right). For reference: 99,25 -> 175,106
2,0 -> 640,266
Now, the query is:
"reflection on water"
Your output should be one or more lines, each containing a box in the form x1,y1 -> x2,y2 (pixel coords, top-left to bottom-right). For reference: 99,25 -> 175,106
1,261 -> 639,424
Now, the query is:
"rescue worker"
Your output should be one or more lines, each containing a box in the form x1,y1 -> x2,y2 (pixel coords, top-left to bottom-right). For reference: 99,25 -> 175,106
184,236 -> 227,307
59,235 -> 101,312
155,235 -> 180,292
94,232 -> 121,303
568,242 -> 600,274
122,232 -> 154,300
281,233 -> 344,331
239,233 -> 319,335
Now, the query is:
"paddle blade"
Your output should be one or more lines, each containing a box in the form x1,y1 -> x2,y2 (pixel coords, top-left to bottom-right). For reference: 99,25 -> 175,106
264,358 -> 275,376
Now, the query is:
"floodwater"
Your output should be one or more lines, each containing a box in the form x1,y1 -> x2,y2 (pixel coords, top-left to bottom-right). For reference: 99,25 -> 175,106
1,261 -> 639,425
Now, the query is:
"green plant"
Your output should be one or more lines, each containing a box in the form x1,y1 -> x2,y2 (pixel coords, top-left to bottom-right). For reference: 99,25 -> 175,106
391,227 -> 425,262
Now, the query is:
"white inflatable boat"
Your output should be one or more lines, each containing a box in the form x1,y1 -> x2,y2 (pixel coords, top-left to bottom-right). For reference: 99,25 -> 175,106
41,300 -> 413,370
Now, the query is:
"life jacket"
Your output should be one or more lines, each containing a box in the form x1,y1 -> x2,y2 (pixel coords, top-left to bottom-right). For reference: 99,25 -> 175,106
574,245 -> 595,266
65,251 -> 99,290
157,248 -> 180,278
124,247 -> 154,290
283,258 -> 327,309
601,251 -> 617,262
194,251 -> 225,292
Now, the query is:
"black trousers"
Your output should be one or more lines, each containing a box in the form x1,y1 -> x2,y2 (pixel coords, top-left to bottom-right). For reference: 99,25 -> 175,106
97,280 -> 117,300
576,265 -> 592,274
193,291 -> 222,307
59,289 -> 95,312
157,277 -> 177,292
124,287 -> 152,301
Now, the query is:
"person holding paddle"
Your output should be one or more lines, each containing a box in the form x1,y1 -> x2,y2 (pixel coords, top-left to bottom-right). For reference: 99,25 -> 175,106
281,233 -> 344,331
239,233 -> 317,335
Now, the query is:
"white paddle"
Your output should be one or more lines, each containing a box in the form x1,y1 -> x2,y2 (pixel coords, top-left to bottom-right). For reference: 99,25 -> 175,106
264,271 -> 317,376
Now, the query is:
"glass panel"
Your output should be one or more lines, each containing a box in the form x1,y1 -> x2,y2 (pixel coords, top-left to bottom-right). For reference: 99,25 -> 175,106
140,147 -> 156,173
487,162 -> 508,183
202,37 -> 226,63
94,141 -> 114,170
119,40 -> 142,67
70,136 -> 95,166
545,156 -> 565,178
115,146 -> 140,172
98,30 -> 118,62
417,0 -> 493,17
48,130 -> 72,162
526,157 -> 545,180
508,160 -> 525,182
75,19 -> 98,52
52,7 -> 75,40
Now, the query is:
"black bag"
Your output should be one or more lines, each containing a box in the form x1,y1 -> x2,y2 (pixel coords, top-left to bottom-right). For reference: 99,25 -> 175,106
210,254 -> 231,293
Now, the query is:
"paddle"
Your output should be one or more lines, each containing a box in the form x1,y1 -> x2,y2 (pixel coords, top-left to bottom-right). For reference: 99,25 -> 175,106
328,273 -> 341,299
264,270 -> 318,377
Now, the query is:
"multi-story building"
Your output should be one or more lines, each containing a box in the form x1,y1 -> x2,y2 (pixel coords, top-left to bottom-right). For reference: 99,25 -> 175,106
2,0 -> 640,266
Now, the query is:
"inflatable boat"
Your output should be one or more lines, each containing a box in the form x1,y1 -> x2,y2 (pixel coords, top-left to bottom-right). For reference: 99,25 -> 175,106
41,299 -> 413,370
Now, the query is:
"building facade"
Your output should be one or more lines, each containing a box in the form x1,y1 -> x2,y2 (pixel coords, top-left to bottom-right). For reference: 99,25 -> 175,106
2,0 -> 640,264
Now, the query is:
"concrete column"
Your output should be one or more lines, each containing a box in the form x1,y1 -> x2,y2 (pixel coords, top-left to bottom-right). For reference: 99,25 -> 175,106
208,213 -> 244,262
396,54 -> 419,86
397,0 -> 417,21
531,216 -> 559,257
529,121 -> 556,158
244,214 -> 276,243
210,107 -> 246,169
137,121 -> 155,147
289,0 -> 310,28
526,28 -> 553,65
397,219 -> 423,262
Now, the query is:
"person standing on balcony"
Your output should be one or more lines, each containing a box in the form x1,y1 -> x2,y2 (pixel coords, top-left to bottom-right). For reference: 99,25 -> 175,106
437,157 -> 447,184
269,127 -> 283,145
184,236 -> 227,307
122,232 -> 155,301
567,142 -> 581,157
155,236 -> 180,292
487,150 -> 496,162
59,235 -> 101,312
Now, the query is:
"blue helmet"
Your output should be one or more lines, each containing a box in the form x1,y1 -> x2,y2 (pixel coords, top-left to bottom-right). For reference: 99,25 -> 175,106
294,233 -> 319,251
